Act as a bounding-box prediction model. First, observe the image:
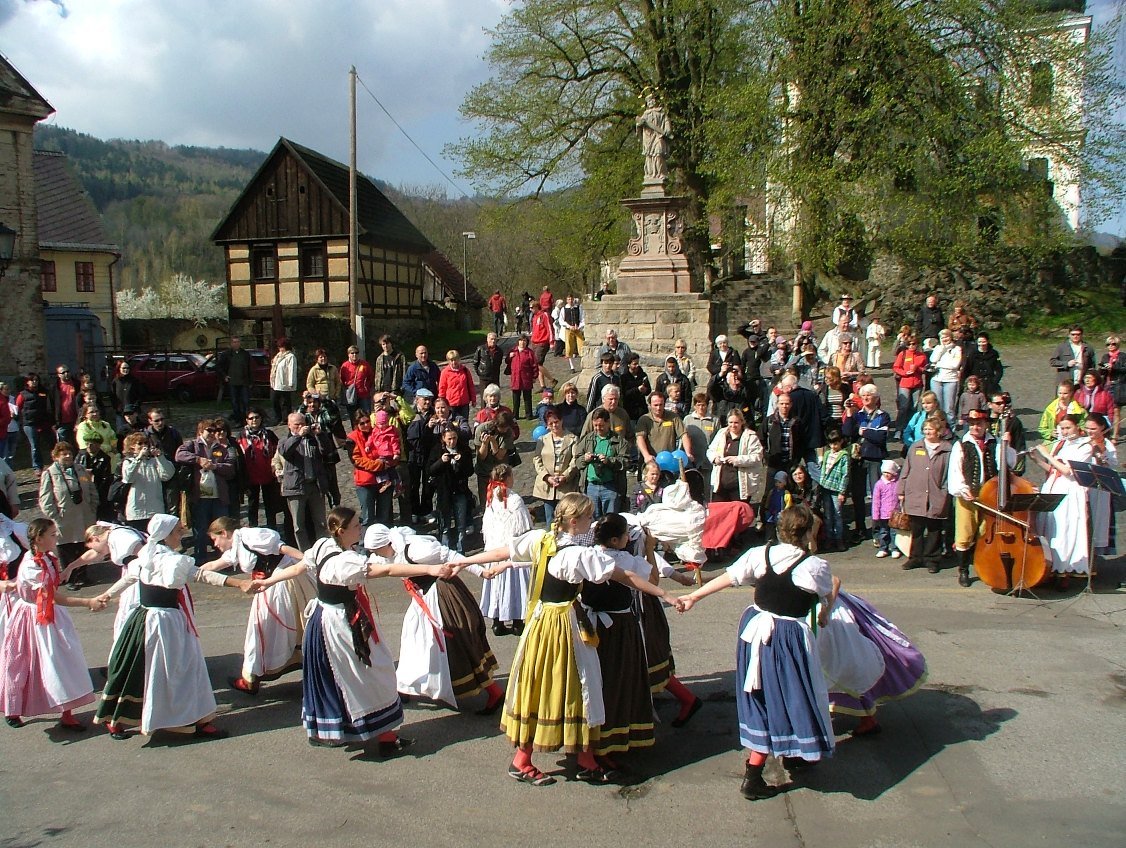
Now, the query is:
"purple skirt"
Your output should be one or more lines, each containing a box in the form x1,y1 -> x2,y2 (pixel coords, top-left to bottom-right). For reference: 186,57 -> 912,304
819,591 -> 927,717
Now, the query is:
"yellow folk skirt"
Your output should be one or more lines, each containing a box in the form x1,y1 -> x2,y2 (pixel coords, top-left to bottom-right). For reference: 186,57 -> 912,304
501,601 -> 603,753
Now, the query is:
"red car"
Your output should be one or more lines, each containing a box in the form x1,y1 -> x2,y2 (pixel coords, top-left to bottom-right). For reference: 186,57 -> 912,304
128,351 -> 270,402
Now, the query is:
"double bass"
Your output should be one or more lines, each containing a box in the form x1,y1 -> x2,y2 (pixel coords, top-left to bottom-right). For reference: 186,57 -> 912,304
970,411 -> 1049,592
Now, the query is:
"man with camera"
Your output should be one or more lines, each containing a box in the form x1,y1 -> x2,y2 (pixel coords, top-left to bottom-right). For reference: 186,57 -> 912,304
278,412 -> 330,549
576,408 -> 630,518
300,391 -> 347,509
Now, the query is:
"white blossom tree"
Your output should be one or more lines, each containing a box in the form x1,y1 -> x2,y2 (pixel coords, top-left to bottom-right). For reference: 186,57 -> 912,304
116,273 -> 227,326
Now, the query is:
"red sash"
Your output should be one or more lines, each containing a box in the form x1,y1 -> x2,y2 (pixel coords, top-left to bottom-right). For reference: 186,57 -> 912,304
402,578 -> 449,651
34,552 -> 61,625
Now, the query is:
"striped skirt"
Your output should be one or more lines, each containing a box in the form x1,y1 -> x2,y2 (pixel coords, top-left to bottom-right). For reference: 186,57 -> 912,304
735,606 -> 835,761
593,611 -> 655,755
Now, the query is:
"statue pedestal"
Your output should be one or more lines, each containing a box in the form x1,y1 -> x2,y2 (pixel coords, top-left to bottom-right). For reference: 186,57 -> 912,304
616,195 -> 698,295
581,292 -> 721,370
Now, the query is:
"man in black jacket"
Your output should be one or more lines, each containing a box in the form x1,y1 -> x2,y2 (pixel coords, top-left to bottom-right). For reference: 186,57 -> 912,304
145,407 -> 185,514
277,412 -> 329,549
404,388 -> 437,525
1048,325 -> 1096,384
474,332 -> 505,388
915,294 -> 945,342
217,336 -> 253,422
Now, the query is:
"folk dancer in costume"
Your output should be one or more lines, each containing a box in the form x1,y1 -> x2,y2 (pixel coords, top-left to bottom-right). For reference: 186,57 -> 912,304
946,408 -> 1017,588
94,514 -> 251,741
585,514 -> 670,767
363,522 -> 506,716
203,516 -> 314,694
1,518 -> 106,731
1029,414 -> 1095,591
816,576 -> 927,736
0,512 -> 30,643
632,467 -> 708,586
678,506 -> 835,801
70,522 -> 145,643
255,507 -> 448,753
616,514 -> 701,727
491,493 -> 680,786
473,464 -> 533,636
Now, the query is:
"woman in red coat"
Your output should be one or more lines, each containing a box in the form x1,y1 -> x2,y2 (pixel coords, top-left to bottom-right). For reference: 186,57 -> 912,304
437,350 -> 477,419
892,337 -> 928,437
506,335 -> 539,421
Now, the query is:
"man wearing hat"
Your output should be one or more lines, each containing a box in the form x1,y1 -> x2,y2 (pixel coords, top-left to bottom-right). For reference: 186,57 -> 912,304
831,294 -> 859,330
947,407 -> 1017,588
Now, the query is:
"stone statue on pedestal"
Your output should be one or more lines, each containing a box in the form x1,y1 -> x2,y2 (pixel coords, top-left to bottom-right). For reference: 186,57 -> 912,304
636,93 -> 671,186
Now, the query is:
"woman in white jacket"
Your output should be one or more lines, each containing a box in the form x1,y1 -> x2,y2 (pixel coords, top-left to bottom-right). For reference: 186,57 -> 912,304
120,433 -> 175,531
269,337 -> 298,424
929,329 -> 962,428
706,410 -> 765,505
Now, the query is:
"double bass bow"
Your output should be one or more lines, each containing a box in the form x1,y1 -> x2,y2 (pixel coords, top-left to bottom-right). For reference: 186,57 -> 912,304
970,410 -> 1049,592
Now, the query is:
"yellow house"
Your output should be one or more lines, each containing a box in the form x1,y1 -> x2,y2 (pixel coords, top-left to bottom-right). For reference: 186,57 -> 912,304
33,150 -> 121,345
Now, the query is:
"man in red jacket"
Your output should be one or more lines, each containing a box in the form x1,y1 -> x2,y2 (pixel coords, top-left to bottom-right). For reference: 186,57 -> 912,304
530,302 -> 555,365
237,408 -> 286,535
487,290 -> 507,336
538,285 -> 554,311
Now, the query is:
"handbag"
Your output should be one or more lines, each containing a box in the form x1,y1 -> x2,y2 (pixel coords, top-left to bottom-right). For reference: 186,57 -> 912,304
345,383 -> 358,406
888,509 -> 912,532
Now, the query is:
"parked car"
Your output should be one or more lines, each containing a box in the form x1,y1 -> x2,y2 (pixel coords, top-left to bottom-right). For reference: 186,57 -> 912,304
127,351 -> 270,402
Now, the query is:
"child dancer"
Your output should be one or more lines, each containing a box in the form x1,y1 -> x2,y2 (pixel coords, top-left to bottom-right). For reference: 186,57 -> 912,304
251,507 -> 444,753
364,523 -> 506,715
203,517 -> 315,694
73,522 -> 145,641
633,466 -> 707,584
94,514 -> 251,740
476,465 -> 532,636
679,506 -> 835,800
1,518 -> 106,730
585,513 -> 658,764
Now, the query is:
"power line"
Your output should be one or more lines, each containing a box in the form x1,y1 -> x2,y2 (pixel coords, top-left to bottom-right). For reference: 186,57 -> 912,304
355,73 -> 480,205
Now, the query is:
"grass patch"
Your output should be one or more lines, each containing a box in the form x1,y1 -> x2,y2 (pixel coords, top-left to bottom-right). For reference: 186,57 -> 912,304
985,285 -> 1125,348
402,328 -> 488,357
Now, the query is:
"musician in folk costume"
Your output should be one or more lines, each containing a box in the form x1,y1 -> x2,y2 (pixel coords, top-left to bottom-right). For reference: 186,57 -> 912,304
946,409 -> 1017,588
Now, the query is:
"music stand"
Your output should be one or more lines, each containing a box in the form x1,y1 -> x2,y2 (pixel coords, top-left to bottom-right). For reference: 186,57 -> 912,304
1066,461 -> 1126,597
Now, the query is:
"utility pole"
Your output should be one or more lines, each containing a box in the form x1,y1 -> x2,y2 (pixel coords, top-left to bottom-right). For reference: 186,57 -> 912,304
349,66 -> 363,357
461,231 -> 476,304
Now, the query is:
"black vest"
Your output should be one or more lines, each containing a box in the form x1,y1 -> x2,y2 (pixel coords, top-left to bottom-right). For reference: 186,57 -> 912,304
960,436 -> 998,496
753,545 -> 816,618
139,582 -> 181,609
581,577 -> 632,612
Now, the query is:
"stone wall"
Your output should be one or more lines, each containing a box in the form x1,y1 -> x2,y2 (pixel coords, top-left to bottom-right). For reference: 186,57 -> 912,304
580,293 -> 721,369
0,120 -> 47,380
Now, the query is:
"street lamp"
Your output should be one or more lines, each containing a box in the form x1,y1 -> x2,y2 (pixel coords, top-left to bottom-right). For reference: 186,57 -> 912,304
461,231 -> 476,304
0,223 -> 16,279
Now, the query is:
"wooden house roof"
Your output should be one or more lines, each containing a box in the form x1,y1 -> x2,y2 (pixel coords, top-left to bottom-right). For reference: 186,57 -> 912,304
33,151 -> 118,252
212,137 -> 432,253
0,53 -> 53,121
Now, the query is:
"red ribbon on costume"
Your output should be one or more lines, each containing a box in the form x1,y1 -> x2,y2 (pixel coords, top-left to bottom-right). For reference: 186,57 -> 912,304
179,587 -> 199,637
353,584 -> 379,644
33,552 -> 61,625
402,578 -> 449,651
0,562 -> 7,580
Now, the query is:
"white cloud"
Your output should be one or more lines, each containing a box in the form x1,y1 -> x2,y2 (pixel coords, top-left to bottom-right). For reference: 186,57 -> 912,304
1,0 -> 505,191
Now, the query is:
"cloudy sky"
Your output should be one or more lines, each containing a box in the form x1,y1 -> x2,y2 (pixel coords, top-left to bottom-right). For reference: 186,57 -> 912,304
0,0 -> 1122,232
